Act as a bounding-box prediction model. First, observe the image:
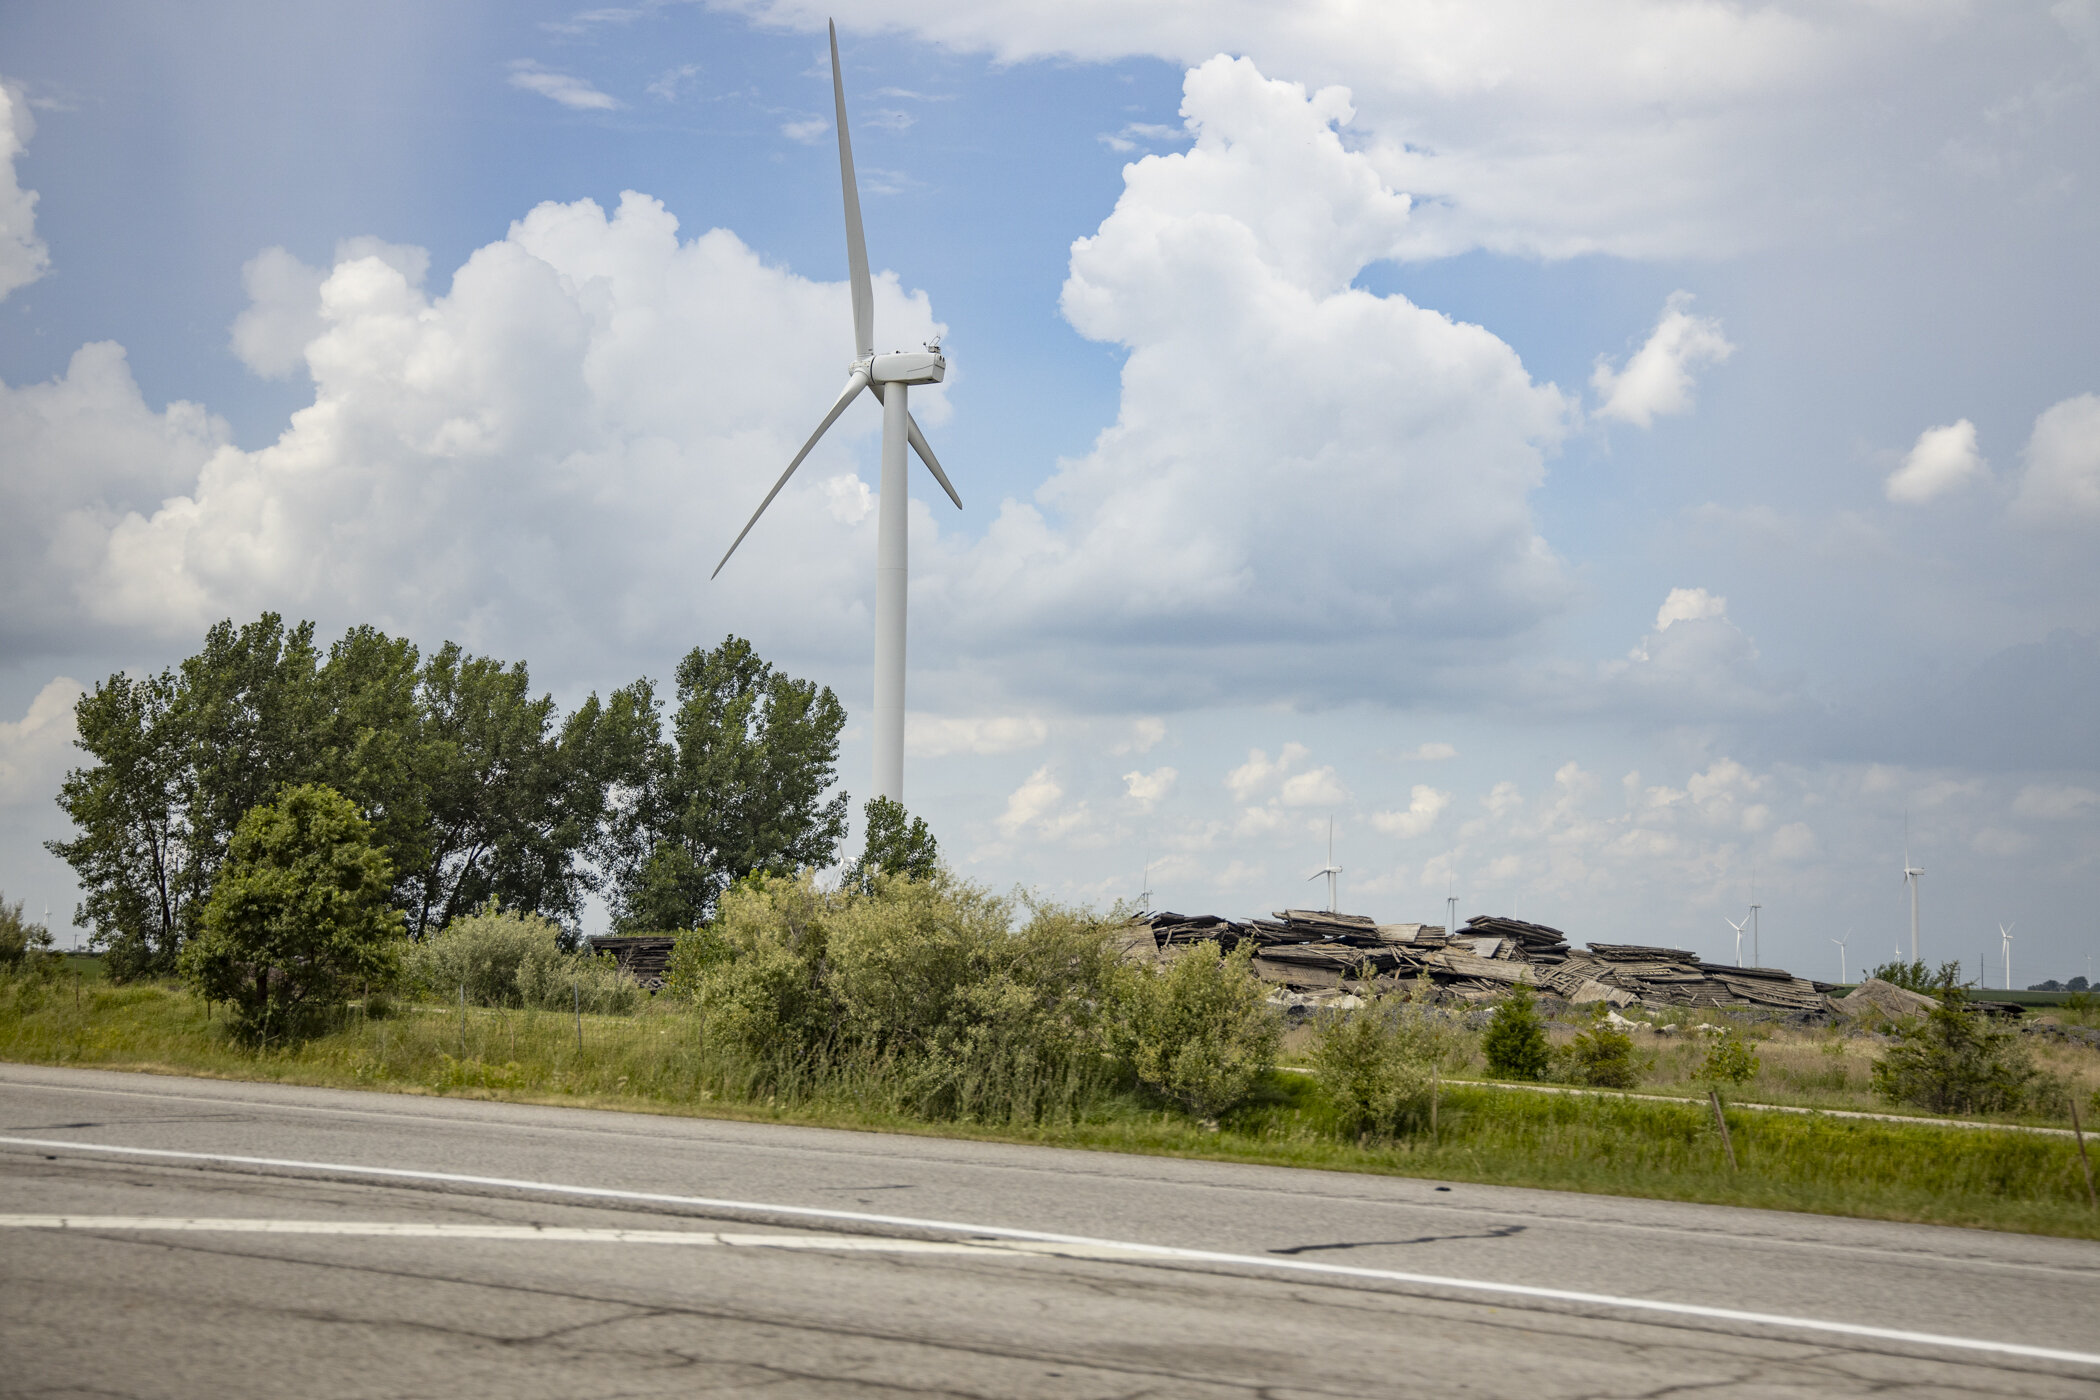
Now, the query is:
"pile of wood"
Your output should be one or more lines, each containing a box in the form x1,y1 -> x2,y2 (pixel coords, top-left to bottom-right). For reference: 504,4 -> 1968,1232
1130,910 -> 1831,1013
585,934 -> 676,990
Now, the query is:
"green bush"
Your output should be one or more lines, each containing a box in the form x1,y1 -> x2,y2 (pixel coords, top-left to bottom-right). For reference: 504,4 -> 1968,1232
1700,1031 -> 1760,1085
1310,994 -> 1451,1139
1560,1011 -> 1640,1089
1870,973 -> 2042,1115
178,784 -> 404,1044
1111,940 -> 1279,1121
1482,982 -> 1552,1081
681,872 -> 839,1063
0,894 -> 55,969
404,901 -> 640,1013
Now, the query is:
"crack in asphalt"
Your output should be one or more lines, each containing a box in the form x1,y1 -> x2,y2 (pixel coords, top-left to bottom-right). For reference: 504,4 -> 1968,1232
1269,1224 -> 1529,1254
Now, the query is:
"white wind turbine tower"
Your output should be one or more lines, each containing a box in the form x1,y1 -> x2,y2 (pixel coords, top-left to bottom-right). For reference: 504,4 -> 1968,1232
1726,914 -> 1748,967
714,20 -> 963,804
1999,922 -> 2014,991
1831,929 -> 1849,985
1308,818 -> 1342,914
1901,820 -> 1924,964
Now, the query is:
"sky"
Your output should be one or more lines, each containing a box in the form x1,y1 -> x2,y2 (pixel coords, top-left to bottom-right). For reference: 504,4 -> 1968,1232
1,0 -> 2096,985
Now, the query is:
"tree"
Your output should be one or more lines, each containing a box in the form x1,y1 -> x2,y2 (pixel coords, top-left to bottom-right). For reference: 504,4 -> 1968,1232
178,784 -> 403,1043
611,636 -> 848,929
1,893 -> 54,967
46,669 -> 192,979
1870,968 -> 2041,1115
844,796 -> 939,892
1482,981 -> 1552,1080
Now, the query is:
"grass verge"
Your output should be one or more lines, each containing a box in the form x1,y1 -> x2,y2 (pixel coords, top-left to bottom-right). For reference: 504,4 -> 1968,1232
4,974 -> 2097,1240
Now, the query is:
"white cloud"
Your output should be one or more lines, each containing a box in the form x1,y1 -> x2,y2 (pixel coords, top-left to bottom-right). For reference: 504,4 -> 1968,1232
1372,784 -> 1449,838
646,64 -> 703,102
1122,765 -> 1177,810
1591,291 -> 1733,428
508,61 -> 622,111
780,117 -> 830,143
1225,743 -> 1306,803
1279,765 -> 1347,807
2011,783 -> 2098,820
0,83 -> 49,300
997,764 -> 1066,836
1112,716 -> 1166,755
1885,419 -> 1987,504
2010,392 -> 2100,525
906,713 -> 1047,758
1654,586 -> 1726,630
0,677 -> 83,804
1395,741 -> 1457,761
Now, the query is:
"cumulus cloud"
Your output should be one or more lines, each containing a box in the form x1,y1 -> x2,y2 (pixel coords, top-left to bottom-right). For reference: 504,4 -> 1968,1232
1111,717 -> 1167,755
997,764 -> 1068,836
1122,765 -> 1177,810
1279,766 -> 1347,807
0,677 -> 83,804
2010,392 -> 2100,525
508,60 -> 622,110
1591,292 -> 1734,428
1372,783 -> 1449,838
1596,588 -> 1789,719
1654,586 -> 1726,630
1885,419 -> 1987,504
906,712 -> 1047,758
1226,743 -> 1306,803
2011,782 -> 2098,820
938,57 -> 1569,703
0,83 -> 48,300
780,117 -> 830,143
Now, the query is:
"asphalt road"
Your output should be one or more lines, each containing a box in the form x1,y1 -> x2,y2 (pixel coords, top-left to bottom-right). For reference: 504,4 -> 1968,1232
2,1063 -> 2096,1398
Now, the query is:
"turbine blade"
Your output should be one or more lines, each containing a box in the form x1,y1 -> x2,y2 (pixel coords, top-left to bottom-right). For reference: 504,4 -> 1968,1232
830,21 -> 875,359
713,370 -> 869,578
908,412 -> 962,508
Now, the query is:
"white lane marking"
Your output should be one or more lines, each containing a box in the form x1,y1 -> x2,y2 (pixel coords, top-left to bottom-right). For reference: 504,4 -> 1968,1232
8,1072 -> 2090,1284
4,1134 -> 2095,1370
0,1216 -> 1002,1251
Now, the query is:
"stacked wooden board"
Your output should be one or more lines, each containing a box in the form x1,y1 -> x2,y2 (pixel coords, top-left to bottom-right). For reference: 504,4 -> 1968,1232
1132,911 -> 1830,1013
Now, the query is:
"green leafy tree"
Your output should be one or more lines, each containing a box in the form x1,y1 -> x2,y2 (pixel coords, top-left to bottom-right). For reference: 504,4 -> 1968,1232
1699,1031 -> 1760,1085
46,670 -> 191,978
1482,981 -> 1553,1080
1867,959 -> 1935,993
1310,996 -> 1447,1140
844,796 -> 939,892
1870,969 -> 2042,1115
611,636 -> 848,929
0,894 -> 55,968
1559,1009 -> 1640,1088
178,784 -> 404,1043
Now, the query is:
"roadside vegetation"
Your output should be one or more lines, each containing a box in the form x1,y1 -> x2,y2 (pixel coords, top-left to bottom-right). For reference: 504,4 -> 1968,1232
10,613 -> 2099,1241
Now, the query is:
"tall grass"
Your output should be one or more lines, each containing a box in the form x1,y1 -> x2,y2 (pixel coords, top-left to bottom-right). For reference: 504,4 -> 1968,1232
3,969 -> 2096,1239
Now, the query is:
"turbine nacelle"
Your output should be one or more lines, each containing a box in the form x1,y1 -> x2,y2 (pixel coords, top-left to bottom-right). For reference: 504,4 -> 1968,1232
869,350 -> 945,384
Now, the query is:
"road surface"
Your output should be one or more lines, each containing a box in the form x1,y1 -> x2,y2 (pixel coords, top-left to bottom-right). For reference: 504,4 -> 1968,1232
2,1063 -> 2095,1397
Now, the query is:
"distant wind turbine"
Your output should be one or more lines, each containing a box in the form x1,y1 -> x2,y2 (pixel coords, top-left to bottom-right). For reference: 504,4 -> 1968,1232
1308,818 -> 1342,913
1139,852 -> 1153,915
1726,914 -> 1748,968
1902,818 -> 1924,964
1999,922 -> 2014,991
1831,929 -> 1849,984
1446,881 -> 1459,940
713,20 -> 964,804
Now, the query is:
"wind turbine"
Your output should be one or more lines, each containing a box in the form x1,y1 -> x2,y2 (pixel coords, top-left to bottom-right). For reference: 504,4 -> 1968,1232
713,20 -> 963,804
1999,922 -> 2014,991
1831,929 -> 1849,984
1139,852 -> 1153,914
1901,820 -> 1924,964
1308,818 -> 1342,914
1726,914 -> 1748,967
1446,882 -> 1459,940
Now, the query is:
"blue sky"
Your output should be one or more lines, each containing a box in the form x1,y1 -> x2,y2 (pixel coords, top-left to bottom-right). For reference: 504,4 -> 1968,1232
2,1 -> 2097,986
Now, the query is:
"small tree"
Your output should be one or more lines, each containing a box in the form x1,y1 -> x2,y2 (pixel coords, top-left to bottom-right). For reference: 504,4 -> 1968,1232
1699,1031 -> 1760,1086
1870,969 -> 2040,1115
1112,941 -> 1279,1121
1560,1008 -> 1639,1088
1311,996 -> 1447,1140
0,894 -> 55,969
178,784 -> 403,1043
843,796 -> 939,893
1482,981 -> 1552,1080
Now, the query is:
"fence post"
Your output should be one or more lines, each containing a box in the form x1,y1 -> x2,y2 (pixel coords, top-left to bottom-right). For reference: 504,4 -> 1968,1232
1709,1087 -> 1739,1171
574,978 -> 582,1053
459,982 -> 467,1056
2072,1099 -> 2098,1210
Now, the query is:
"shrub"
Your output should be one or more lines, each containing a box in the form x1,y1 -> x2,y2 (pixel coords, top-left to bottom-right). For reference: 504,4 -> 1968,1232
685,872 -> 839,1063
1560,1010 -> 1640,1089
1112,941 -> 1279,1121
177,784 -> 404,1044
1310,995 -> 1451,1139
1870,971 -> 2042,1115
1699,1031 -> 1760,1086
842,796 -> 939,893
1481,981 -> 1552,1081
0,895 -> 55,969
404,901 -> 640,1013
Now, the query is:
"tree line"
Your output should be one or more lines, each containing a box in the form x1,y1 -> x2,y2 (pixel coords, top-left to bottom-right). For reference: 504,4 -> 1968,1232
47,614 -> 893,979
